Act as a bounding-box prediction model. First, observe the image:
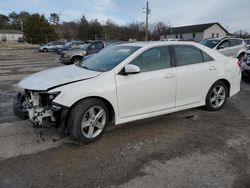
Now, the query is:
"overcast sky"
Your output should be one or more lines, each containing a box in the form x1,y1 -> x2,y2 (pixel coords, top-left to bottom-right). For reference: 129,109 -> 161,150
0,0 -> 249,32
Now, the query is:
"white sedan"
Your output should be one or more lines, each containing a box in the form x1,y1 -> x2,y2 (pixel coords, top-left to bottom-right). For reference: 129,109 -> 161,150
14,41 -> 241,143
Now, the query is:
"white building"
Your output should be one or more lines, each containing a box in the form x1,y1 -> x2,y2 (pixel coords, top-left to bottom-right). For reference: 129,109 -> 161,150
165,23 -> 228,42
0,30 -> 23,43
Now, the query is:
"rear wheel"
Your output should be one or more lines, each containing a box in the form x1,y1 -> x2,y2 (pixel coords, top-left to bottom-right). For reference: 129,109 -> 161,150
205,81 -> 228,111
68,99 -> 109,143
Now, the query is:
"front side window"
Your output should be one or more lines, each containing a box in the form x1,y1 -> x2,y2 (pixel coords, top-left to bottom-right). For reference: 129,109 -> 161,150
174,45 -> 203,66
200,39 -> 220,49
218,40 -> 230,49
48,42 -> 53,46
130,46 -> 171,72
91,42 -> 103,50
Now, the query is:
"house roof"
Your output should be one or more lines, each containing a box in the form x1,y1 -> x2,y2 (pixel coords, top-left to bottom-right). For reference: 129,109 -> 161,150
0,30 -> 23,34
165,22 -> 228,35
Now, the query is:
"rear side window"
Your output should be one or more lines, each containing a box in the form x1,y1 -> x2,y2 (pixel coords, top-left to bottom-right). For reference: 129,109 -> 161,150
202,51 -> 214,62
229,39 -> 238,47
245,40 -> 250,45
237,39 -> 243,45
131,46 -> 171,72
174,45 -> 203,66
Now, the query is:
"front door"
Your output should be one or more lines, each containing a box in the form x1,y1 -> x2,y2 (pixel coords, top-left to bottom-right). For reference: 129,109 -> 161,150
115,46 -> 176,118
217,39 -> 234,57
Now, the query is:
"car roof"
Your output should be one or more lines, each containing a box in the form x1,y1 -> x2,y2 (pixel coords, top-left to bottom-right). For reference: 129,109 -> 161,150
118,41 -> 198,48
205,38 -> 222,40
205,37 -> 244,41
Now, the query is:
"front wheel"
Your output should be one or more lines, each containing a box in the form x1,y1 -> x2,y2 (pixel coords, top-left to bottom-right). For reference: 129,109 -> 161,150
205,81 -> 228,111
43,48 -> 48,52
70,56 -> 82,64
68,99 -> 109,143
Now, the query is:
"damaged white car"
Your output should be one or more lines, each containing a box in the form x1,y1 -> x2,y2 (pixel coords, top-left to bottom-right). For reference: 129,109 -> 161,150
14,42 -> 241,143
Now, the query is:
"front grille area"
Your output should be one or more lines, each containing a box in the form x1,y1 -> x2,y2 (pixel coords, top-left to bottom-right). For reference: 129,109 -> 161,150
61,53 -> 65,58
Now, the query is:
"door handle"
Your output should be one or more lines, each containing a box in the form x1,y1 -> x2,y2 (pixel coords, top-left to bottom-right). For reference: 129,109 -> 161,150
209,66 -> 217,71
164,73 -> 175,78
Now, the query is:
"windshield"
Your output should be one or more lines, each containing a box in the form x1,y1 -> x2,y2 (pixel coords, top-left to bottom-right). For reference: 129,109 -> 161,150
200,39 -> 220,49
80,43 -> 91,50
64,42 -> 72,48
79,45 -> 140,72
47,42 -> 53,46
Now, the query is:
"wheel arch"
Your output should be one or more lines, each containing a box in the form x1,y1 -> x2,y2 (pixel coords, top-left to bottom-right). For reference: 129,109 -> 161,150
213,79 -> 231,97
66,96 -> 115,123
236,51 -> 246,59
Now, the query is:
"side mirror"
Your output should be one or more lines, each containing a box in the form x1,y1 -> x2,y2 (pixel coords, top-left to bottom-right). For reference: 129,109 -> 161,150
218,45 -> 224,50
124,64 -> 140,75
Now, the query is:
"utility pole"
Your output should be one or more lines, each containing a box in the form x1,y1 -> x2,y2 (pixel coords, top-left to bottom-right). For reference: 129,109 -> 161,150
143,1 -> 151,41
20,19 -> 23,31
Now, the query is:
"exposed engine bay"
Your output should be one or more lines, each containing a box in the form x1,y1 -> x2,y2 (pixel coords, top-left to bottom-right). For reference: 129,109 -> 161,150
14,90 -> 61,127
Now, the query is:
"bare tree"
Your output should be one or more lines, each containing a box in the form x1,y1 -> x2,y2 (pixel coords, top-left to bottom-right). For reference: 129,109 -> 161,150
49,13 -> 60,25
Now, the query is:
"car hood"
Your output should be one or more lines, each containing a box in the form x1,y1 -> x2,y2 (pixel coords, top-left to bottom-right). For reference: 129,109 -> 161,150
18,65 -> 101,91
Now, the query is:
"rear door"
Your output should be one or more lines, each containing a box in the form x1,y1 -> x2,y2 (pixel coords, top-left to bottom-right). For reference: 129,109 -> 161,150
228,39 -> 241,58
174,45 -> 215,106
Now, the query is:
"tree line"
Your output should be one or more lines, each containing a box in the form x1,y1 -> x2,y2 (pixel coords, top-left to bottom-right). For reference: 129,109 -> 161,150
0,11 -> 172,44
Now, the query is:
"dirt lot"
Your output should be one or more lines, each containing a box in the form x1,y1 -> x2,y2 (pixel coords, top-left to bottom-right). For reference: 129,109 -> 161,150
0,49 -> 250,188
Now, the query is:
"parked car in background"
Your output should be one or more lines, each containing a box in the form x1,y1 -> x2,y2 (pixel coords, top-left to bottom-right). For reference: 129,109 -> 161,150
57,41 -> 86,55
241,50 -> 250,81
200,37 -> 248,60
60,41 -> 106,64
244,39 -> 250,50
39,41 -> 66,52
14,41 -> 241,143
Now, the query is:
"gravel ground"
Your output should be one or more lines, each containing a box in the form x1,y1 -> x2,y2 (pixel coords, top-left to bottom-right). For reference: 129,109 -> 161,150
0,49 -> 250,188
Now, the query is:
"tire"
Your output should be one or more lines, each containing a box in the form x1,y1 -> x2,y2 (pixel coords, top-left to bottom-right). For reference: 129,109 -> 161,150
70,56 -> 82,64
205,81 -> 228,111
43,48 -> 48,52
68,99 -> 109,143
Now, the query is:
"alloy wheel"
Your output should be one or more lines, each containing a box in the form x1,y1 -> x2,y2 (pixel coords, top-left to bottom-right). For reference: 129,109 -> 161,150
210,85 -> 226,108
81,106 -> 106,139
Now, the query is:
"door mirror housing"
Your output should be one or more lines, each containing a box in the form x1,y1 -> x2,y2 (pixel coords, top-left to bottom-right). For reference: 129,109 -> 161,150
124,64 -> 140,75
